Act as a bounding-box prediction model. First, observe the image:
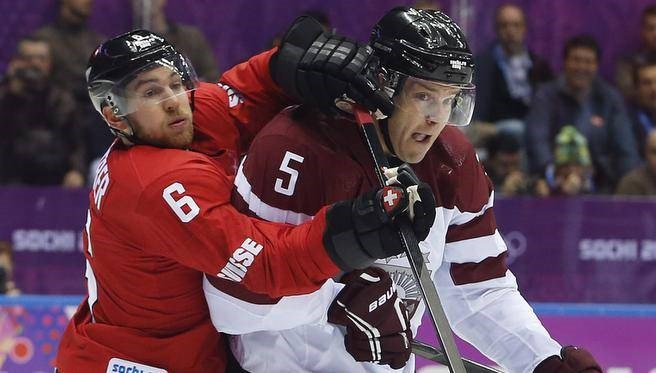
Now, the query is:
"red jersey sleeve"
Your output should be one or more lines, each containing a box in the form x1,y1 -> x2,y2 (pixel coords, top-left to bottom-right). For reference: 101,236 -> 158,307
191,49 -> 293,171
134,154 -> 339,297
219,48 -> 293,153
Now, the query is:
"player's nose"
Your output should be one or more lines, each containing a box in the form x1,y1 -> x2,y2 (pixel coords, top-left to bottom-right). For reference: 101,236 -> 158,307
162,90 -> 182,111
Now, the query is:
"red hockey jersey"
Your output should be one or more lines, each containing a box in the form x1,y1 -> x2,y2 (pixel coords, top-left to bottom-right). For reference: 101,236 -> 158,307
55,52 -> 340,373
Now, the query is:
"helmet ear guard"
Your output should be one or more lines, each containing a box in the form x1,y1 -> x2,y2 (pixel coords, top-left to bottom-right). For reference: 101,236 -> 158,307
377,67 -> 406,99
94,93 -> 136,140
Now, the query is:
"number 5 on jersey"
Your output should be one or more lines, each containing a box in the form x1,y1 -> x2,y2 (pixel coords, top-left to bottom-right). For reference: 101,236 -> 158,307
274,151 -> 304,196
163,182 -> 200,222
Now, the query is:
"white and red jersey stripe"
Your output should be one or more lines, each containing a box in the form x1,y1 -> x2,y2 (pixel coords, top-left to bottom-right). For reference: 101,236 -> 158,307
205,107 -> 561,373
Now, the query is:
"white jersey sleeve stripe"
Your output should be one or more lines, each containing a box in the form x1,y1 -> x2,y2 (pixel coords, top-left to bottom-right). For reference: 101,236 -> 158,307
448,190 -> 495,226
204,276 -> 343,334
435,268 -> 561,373
235,157 -> 313,224
443,230 -> 507,264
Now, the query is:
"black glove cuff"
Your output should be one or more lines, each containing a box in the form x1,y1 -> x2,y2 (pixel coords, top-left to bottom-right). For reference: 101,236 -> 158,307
323,201 -> 375,271
269,16 -> 325,98
352,190 -> 388,231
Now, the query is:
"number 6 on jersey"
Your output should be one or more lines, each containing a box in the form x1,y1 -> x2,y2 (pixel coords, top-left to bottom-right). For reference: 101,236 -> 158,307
163,182 -> 200,222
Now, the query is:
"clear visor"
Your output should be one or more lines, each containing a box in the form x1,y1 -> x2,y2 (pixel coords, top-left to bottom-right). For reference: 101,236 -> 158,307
392,74 -> 475,127
96,53 -> 198,116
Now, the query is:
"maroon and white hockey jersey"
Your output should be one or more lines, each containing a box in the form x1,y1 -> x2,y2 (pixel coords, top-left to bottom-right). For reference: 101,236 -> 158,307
204,107 -> 561,373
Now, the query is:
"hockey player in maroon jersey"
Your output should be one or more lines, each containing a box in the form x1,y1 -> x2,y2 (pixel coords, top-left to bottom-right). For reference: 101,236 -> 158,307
204,7 -> 602,373
55,26 -> 435,372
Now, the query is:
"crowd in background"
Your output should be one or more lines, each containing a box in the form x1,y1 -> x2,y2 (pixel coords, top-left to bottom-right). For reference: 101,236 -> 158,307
472,3 -> 656,197
0,0 -> 655,199
0,0 -> 218,189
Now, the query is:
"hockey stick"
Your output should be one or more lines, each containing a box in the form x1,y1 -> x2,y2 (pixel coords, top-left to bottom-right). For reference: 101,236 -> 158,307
411,341 -> 503,373
352,107 -> 466,373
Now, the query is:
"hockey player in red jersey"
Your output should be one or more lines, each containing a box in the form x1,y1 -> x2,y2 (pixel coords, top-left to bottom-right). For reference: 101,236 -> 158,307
55,27 -> 435,372
204,7 -> 602,373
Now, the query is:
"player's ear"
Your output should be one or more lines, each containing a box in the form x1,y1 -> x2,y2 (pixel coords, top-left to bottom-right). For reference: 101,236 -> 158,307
101,106 -> 129,132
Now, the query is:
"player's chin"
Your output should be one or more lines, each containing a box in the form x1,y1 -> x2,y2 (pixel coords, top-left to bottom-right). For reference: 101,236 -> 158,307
398,150 -> 425,164
167,127 -> 194,149
401,144 -> 431,164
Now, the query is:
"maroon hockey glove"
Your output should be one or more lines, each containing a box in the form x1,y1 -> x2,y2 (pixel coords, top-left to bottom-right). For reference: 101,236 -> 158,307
534,346 -> 602,373
383,163 -> 436,241
328,267 -> 412,369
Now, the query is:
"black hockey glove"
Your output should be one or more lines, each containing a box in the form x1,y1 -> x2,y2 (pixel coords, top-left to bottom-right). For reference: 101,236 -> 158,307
323,168 -> 436,271
383,164 -> 437,241
323,185 -> 408,271
328,267 -> 412,369
270,16 -> 393,117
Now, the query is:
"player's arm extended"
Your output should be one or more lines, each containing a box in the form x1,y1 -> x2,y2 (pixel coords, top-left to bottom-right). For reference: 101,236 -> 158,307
135,151 -> 409,300
191,49 -> 293,158
193,16 -> 391,159
135,154 -> 339,298
205,130 -> 348,333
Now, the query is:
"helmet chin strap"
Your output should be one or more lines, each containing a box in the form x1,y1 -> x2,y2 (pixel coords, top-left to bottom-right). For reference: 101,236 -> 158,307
378,117 -> 398,158
378,118 -> 404,167
109,116 -> 146,146
377,70 -> 407,159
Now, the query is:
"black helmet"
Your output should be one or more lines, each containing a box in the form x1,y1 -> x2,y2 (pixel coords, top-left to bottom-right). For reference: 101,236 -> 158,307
368,7 -> 475,128
370,7 -> 473,88
86,29 -> 197,118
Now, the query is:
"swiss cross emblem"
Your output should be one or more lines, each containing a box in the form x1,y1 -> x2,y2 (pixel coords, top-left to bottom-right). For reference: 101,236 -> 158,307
382,186 -> 401,213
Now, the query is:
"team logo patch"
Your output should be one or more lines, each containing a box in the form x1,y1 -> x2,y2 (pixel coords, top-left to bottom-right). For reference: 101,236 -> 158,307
125,34 -> 164,53
217,83 -> 244,108
381,186 -> 403,214
106,358 -> 168,373
449,59 -> 466,70
217,238 -> 263,282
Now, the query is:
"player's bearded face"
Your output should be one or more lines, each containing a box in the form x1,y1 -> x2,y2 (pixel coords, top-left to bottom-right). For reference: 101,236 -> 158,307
387,79 -> 458,163
124,67 -> 194,149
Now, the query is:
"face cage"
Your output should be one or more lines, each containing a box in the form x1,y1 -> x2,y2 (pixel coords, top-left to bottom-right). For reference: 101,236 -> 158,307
384,70 -> 475,127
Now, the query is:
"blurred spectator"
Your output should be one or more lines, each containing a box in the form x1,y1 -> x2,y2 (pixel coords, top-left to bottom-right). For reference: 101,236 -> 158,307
525,35 -> 640,194
132,0 -> 219,81
616,129 -> 656,195
0,36 -> 85,187
543,126 -> 594,196
32,0 -> 104,103
31,0 -> 110,169
472,3 -> 552,144
483,131 -> 531,196
628,53 -> 656,158
0,242 -> 20,295
412,0 -> 441,11
303,9 -> 332,32
270,9 -> 331,48
615,5 -> 656,99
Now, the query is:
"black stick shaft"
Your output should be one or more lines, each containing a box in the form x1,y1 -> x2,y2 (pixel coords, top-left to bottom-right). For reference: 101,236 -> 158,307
411,341 -> 503,373
354,108 -> 466,373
